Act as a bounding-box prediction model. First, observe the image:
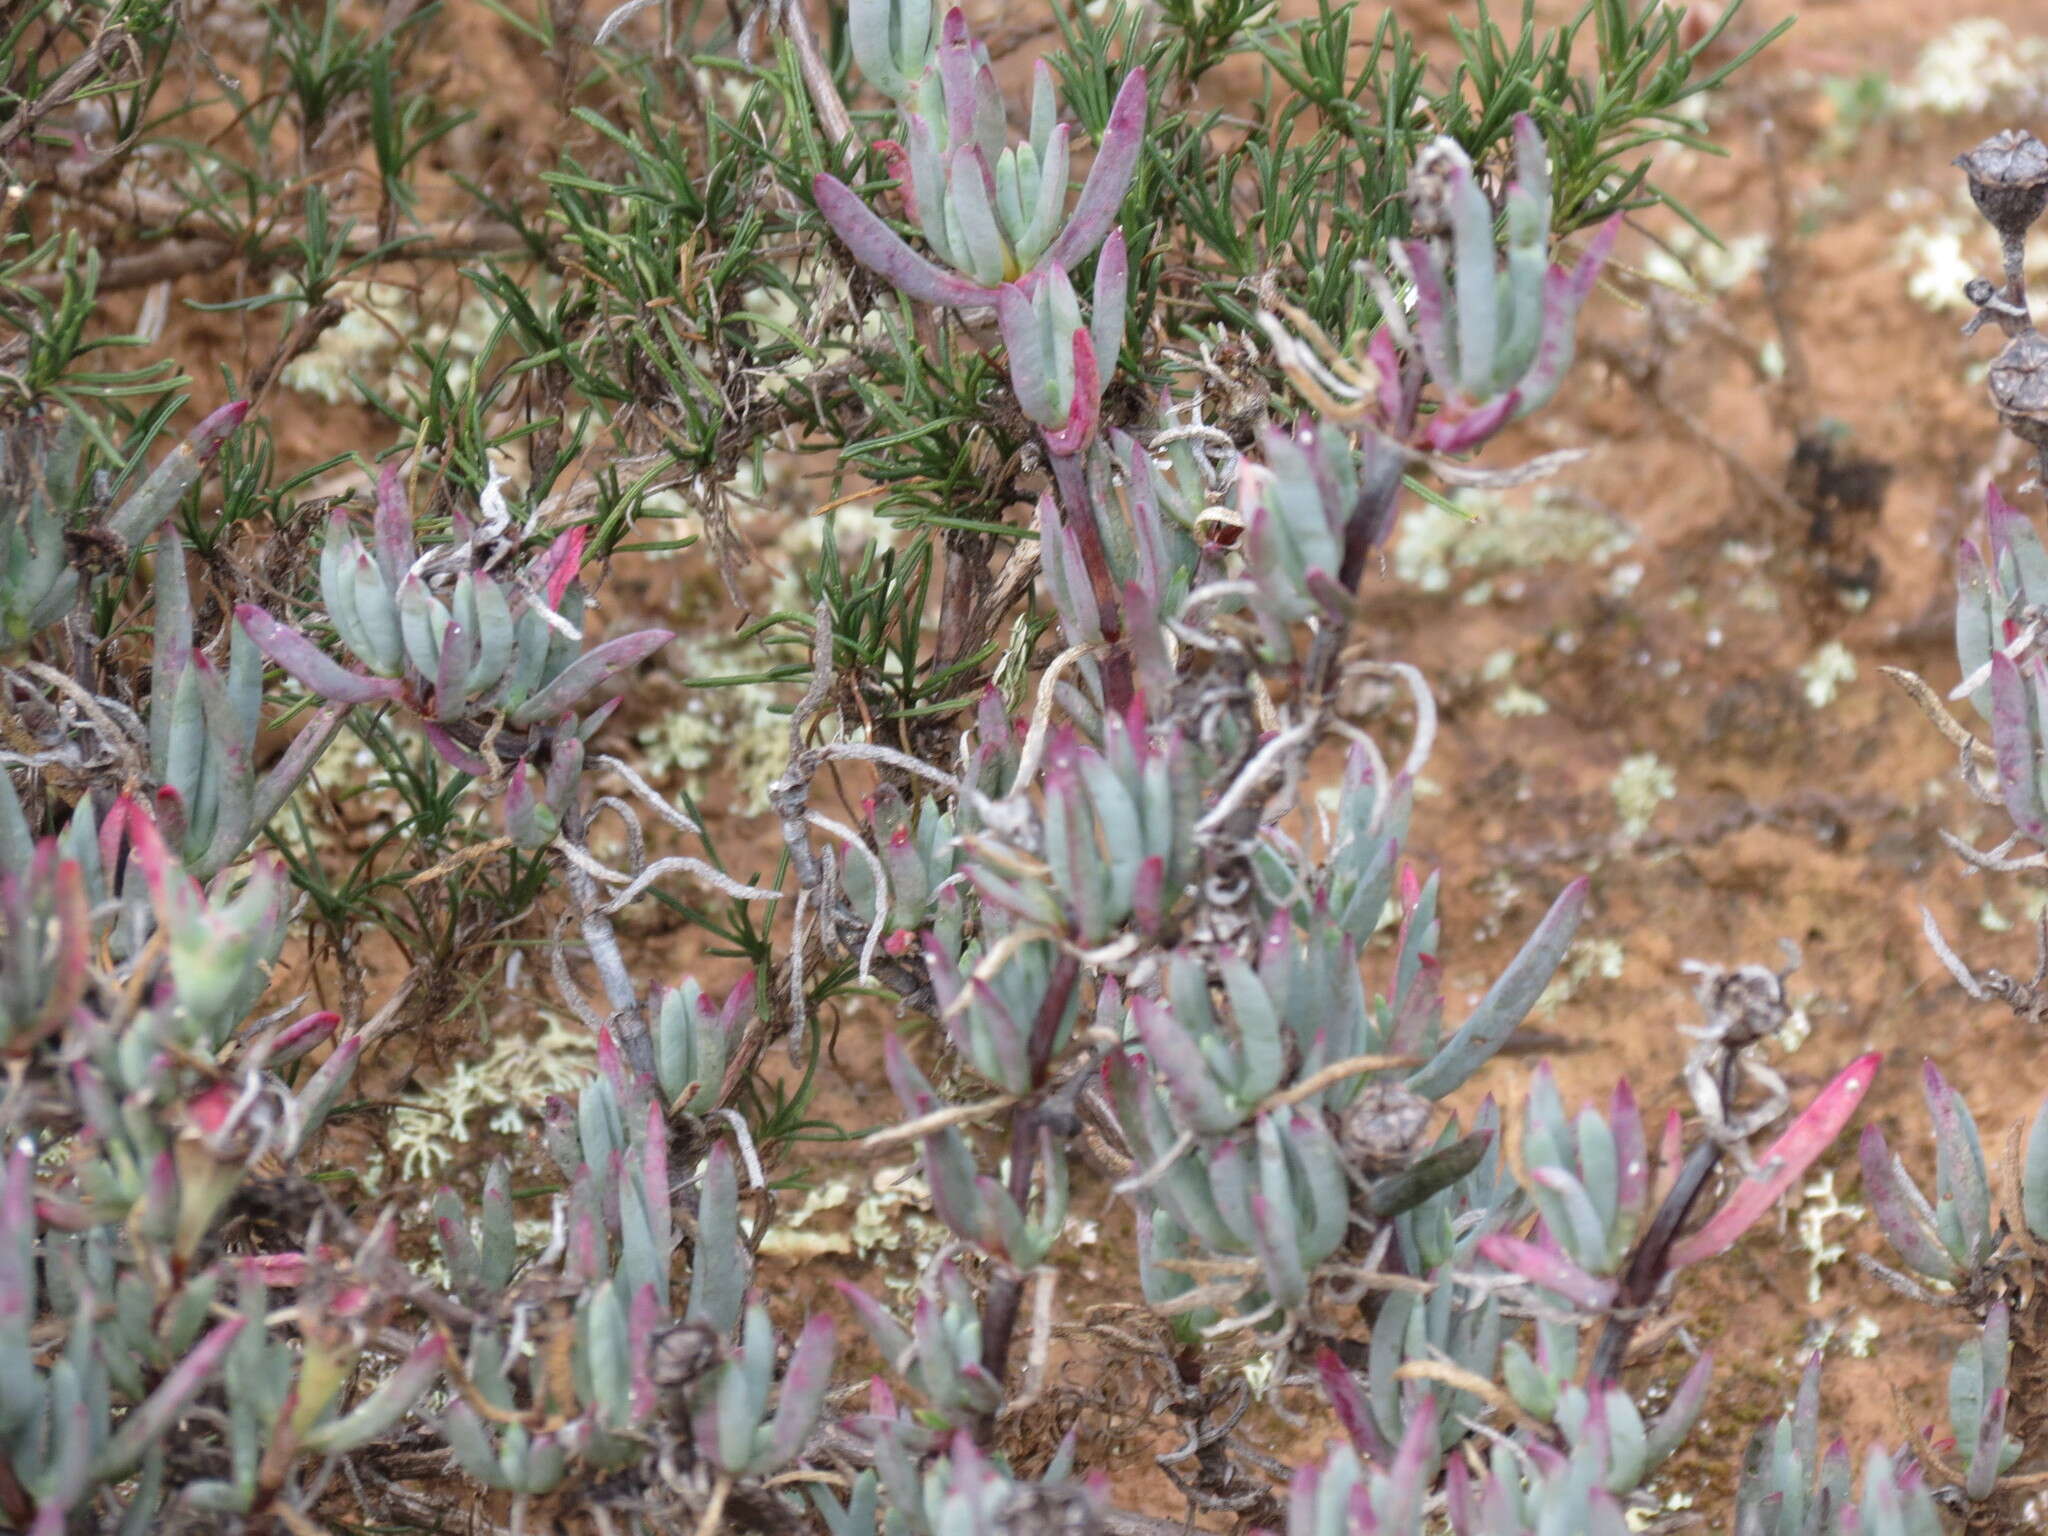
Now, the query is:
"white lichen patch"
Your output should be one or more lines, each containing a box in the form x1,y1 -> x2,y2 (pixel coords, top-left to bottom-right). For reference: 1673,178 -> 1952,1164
1843,1314 -> 1882,1359
1393,486 -> 1634,594
1241,1351 -> 1281,1398
280,277 -> 512,405
1895,218 -> 1980,314
388,1016 -> 596,1182
1775,1003 -> 1812,1056
1719,540 -> 1770,568
757,1161 -> 945,1275
1611,753 -> 1676,839
1893,20 -> 2048,117
1793,1170 -> 1865,1305
756,1179 -> 857,1262
634,498 -> 887,815
635,644 -> 791,817
1492,684 -> 1550,718
1735,578 -> 1781,614
1798,641 -> 1857,709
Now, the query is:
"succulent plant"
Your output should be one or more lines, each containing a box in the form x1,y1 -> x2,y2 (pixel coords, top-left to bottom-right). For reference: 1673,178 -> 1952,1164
1284,1396 -> 1438,1536
884,1035 -> 1068,1265
960,709 -> 1197,946
838,1262 -> 1003,1428
820,1415 -> 1100,1536
1859,1060 -> 1999,1284
2025,1093 -> 2048,1244
152,521 -> 346,876
845,784 -> 958,953
648,970 -> 753,1117
692,1301 -> 835,1478
1392,118 -> 1618,443
1,401 -> 248,651
503,733 -> 584,848
927,928 -> 1075,1096
0,11 -> 1891,1530
185,1269 -> 447,1513
124,800 -> 293,1049
1947,1300 -> 2024,1502
1235,417 -> 1406,655
817,6 -> 1145,306
1446,1436 -> 1633,1536
1477,1069 -> 1656,1314
996,230 -> 1126,452
1734,1356 -> 1947,1536
847,0 -> 937,104
0,824 -> 87,1056
236,465 -> 671,771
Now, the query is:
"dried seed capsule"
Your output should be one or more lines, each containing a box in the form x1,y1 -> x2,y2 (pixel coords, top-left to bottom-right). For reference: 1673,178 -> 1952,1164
1956,128 -> 2048,242
1990,329 -> 2048,447
1339,1078 -> 1432,1174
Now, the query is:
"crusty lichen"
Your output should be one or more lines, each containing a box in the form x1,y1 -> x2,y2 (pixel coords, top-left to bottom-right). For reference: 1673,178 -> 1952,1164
1797,641 -> 1857,709
1393,486 -> 1634,595
280,277 -> 514,405
388,1015 -> 596,1183
1893,19 -> 2048,117
633,490 -> 887,815
1793,1169 -> 1865,1305
1611,753 -> 1676,840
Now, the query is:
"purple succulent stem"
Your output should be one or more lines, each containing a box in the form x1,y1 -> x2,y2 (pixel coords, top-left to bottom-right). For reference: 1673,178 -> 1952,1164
251,699 -> 348,833
92,1316 -> 248,1480
1476,1233 -> 1617,1312
373,463 -> 414,588
1644,1350 -> 1714,1464
1513,217 -> 1620,412
1969,1388 -> 2010,1501
104,402 -> 250,550
1046,448 -> 1134,712
1315,1348 -> 1395,1462
813,174 -> 995,308
235,603 -> 403,706
1610,1078 -> 1648,1219
1040,330 -> 1102,456
269,1009 -> 340,1065
1668,1052 -> 1882,1270
935,8 -> 976,147
1922,1059 -> 1993,1262
1990,652 -> 2046,840
974,948 -> 1080,1434
997,280 -> 1062,425
1593,1050 -> 1876,1380
421,723 -> 491,775
834,1279 -> 913,1367
1422,389 -> 1521,454
505,628 -> 673,728
769,1314 -> 837,1468
1047,68 -> 1148,269
1857,1123 -> 1958,1280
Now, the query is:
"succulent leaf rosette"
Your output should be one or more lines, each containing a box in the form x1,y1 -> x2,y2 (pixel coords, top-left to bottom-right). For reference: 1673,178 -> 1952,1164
815,6 -> 1145,310
235,465 -> 671,774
